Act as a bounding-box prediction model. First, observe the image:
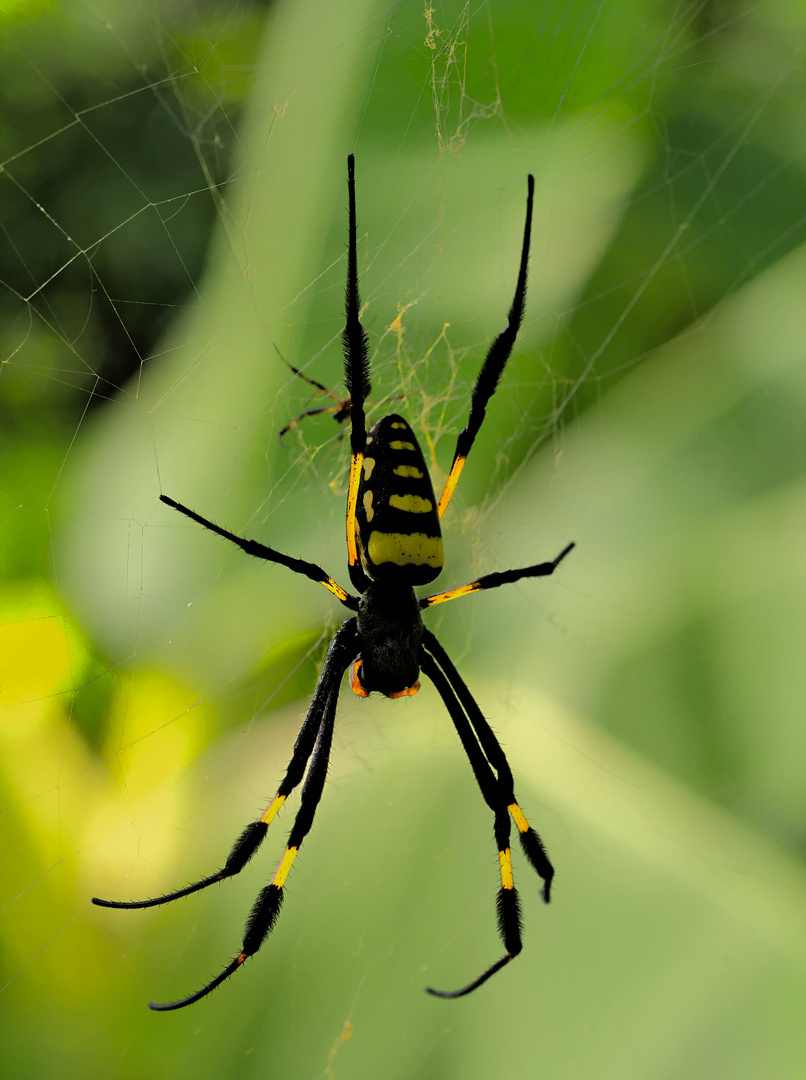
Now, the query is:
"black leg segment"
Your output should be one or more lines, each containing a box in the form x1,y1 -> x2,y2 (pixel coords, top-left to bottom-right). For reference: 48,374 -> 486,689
437,174 -> 535,517
131,625 -> 358,1011
424,629 -> 554,900
419,649 -> 525,998
159,495 -> 358,610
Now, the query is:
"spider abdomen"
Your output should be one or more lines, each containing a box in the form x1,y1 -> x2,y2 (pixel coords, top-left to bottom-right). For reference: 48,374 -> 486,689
355,414 -> 443,586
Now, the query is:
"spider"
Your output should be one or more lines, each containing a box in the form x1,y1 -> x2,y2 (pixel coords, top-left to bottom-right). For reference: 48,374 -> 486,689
274,345 -> 401,445
93,155 -> 574,1011
273,345 -> 352,445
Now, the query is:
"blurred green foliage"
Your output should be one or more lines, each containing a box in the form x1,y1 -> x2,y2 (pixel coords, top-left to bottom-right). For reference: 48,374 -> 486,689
2,1 -> 806,1077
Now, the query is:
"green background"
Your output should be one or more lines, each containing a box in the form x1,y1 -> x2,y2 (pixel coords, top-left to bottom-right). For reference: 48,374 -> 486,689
2,1 -> 806,1077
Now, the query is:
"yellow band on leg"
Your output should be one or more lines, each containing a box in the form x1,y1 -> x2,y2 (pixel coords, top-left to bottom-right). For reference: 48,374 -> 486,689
322,578 -> 350,604
437,455 -> 466,518
260,794 -> 286,826
272,846 -> 298,888
346,452 -> 363,566
421,581 -> 480,608
509,803 -> 529,834
499,847 -> 514,890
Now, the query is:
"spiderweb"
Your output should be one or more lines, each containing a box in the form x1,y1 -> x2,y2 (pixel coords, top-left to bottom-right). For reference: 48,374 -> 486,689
3,1 -> 806,1077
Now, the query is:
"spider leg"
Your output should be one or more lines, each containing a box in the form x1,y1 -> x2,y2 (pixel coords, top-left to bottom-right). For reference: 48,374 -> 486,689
437,174 -> 535,519
93,620 -> 359,915
419,649 -> 523,999
92,821 -> 267,911
148,623 -> 358,1011
277,404 -> 351,446
342,154 -> 372,594
274,344 -> 339,399
150,690 -> 339,1011
424,630 -> 553,897
274,345 -> 351,446
420,541 -> 574,609
159,494 -> 359,611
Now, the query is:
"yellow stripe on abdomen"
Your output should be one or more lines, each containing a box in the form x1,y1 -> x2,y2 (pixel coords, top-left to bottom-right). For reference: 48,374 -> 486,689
367,531 -> 443,569
388,493 -> 432,514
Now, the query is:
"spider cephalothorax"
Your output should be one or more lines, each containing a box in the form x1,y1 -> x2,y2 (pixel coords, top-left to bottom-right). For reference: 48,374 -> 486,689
352,580 -> 425,696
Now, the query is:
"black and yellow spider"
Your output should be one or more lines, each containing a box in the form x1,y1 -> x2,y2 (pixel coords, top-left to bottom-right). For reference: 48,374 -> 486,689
93,155 -> 574,1010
